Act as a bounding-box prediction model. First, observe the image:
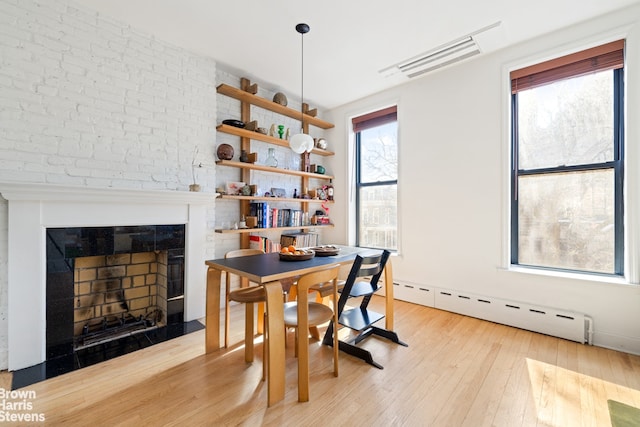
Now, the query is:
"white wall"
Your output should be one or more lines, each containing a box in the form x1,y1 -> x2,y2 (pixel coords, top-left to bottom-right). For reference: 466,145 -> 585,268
324,5 -> 640,354
0,0 -> 219,369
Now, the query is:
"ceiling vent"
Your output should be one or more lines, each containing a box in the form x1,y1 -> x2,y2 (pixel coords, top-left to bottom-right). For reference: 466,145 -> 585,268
380,21 -> 503,80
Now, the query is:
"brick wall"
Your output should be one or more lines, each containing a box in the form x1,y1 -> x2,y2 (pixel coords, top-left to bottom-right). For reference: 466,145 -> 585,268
0,0 -> 219,369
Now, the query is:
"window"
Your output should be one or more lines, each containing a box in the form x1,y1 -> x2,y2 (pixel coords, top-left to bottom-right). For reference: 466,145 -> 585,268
510,40 -> 624,275
353,106 -> 398,250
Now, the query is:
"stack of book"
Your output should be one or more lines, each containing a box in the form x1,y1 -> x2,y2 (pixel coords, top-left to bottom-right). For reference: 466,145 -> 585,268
280,232 -> 318,248
249,235 -> 281,253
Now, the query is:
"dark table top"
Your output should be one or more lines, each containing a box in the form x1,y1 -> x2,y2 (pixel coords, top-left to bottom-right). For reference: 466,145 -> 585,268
205,245 -> 381,284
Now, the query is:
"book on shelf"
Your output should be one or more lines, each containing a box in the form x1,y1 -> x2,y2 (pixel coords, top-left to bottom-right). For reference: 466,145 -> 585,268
280,232 -> 318,248
271,208 -> 305,227
249,235 -> 281,253
249,202 -> 271,228
248,204 -> 308,228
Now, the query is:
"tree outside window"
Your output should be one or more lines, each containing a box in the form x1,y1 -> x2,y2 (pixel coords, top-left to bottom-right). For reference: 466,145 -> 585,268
354,108 -> 398,251
511,41 -> 624,275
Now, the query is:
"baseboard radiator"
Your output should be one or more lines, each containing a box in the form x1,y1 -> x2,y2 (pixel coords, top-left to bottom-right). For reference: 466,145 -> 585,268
392,282 -> 593,345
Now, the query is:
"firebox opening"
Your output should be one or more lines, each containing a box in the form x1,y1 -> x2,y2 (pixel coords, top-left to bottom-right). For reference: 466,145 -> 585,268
73,251 -> 170,351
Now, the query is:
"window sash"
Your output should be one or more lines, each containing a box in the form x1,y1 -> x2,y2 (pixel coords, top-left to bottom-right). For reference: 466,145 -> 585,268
511,46 -> 624,276
355,116 -> 398,251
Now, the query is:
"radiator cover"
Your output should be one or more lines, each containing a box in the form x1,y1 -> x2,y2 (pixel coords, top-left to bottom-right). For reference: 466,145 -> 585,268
392,282 -> 591,344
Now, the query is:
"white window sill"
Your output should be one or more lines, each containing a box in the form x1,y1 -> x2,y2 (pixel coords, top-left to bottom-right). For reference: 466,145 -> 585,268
499,265 -> 634,287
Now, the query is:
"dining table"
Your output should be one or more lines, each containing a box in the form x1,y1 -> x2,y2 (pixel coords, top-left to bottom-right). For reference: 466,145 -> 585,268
204,245 -> 396,406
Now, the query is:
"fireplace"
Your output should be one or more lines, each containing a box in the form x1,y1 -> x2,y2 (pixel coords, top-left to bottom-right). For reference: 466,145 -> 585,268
0,183 -> 213,374
47,225 -> 186,359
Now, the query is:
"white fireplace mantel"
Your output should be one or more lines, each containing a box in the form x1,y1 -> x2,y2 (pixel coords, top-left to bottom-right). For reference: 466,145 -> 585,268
0,182 -> 214,371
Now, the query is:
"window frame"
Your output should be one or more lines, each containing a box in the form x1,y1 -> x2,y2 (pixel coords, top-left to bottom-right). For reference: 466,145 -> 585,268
510,42 -> 625,277
353,106 -> 398,251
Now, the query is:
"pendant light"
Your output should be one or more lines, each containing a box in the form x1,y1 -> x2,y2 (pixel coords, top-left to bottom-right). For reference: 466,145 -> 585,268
289,23 -> 315,154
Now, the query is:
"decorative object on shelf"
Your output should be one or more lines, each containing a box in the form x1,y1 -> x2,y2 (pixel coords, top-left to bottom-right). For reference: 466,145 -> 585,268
285,128 -> 290,140
217,143 -> 234,160
270,187 -> 285,198
265,147 -> 278,167
250,184 -> 258,195
256,127 -> 267,134
277,125 -> 285,139
293,189 -> 298,198
222,119 -> 245,128
241,184 -> 252,196
269,124 -> 276,137
273,92 -> 288,106
245,120 -> 258,131
313,215 -> 331,225
315,138 -> 327,150
239,149 -> 249,163
315,165 -> 325,174
288,151 -> 301,170
289,23 -> 315,155
239,215 -> 248,229
225,181 -> 245,195
190,145 -> 202,192
247,152 -> 258,163
246,216 -> 258,228
317,188 -> 327,200
327,180 -> 334,201
301,151 -> 311,172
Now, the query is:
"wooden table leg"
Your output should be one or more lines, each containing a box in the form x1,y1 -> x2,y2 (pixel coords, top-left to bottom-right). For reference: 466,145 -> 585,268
206,266 -> 221,353
265,281 -> 285,407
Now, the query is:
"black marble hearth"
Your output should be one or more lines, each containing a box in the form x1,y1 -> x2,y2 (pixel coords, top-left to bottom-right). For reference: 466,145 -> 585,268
12,320 -> 204,389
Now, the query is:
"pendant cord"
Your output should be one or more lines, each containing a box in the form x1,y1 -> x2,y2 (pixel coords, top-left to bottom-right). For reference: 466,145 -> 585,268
300,30 -> 305,130
296,23 -> 310,132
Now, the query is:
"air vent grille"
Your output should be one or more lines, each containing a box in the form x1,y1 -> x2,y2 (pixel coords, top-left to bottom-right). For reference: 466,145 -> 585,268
380,21 -> 502,80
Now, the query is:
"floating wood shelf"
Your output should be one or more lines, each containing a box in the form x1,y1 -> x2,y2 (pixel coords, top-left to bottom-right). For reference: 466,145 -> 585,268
216,84 -> 335,130
216,124 -> 335,156
215,160 -> 333,180
216,78 -> 336,250
217,194 -> 334,204
215,224 -> 334,234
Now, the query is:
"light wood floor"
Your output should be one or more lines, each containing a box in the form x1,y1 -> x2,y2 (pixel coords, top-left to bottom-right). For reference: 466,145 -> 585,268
2,297 -> 639,426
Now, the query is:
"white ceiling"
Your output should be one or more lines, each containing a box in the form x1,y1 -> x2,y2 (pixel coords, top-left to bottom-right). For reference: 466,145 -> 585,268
74,0 -> 639,109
